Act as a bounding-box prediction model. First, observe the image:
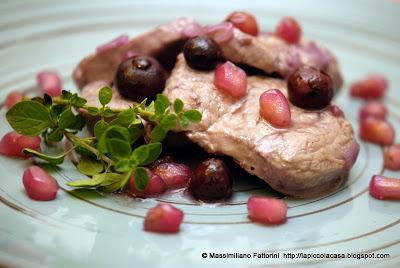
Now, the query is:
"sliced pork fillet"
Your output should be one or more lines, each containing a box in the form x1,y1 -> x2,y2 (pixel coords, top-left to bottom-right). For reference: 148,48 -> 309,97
163,55 -> 358,198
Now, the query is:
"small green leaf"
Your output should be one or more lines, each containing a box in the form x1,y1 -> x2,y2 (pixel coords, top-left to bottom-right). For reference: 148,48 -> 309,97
87,107 -> 99,116
59,108 -> 76,129
99,86 -> 113,106
150,125 -> 167,142
68,114 -> 85,130
179,114 -> 190,128
43,94 -> 52,106
160,114 -> 177,130
70,94 -> 87,108
94,120 -> 109,140
23,148 -> 65,165
47,128 -> 64,142
61,90 -> 72,100
111,109 -> 135,127
67,173 -> 108,187
128,123 -> 144,144
105,125 -> 131,141
130,144 -> 149,166
77,158 -> 104,176
75,145 -> 97,158
134,167 -> 149,191
115,159 -> 131,173
141,143 -> 162,166
154,94 -> 169,115
6,100 -> 52,136
97,172 -> 130,192
173,99 -> 184,113
106,138 -> 131,160
183,109 -> 202,123
103,107 -> 115,118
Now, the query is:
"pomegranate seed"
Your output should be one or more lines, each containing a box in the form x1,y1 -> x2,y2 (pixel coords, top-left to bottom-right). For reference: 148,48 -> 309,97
127,168 -> 167,198
259,89 -> 291,128
5,91 -> 24,109
37,71 -> 62,97
247,196 -> 287,225
275,17 -> 302,44
182,22 -> 205,38
369,175 -> 400,200
329,105 -> 345,117
384,144 -> 400,171
350,74 -> 388,100
226,11 -> 259,36
152,163 -> 192,189
23,166 -> 59,201
359,102 -> 387,120
214,61 -> 247,99
360,117 -> 395,146
96,34 -> 129,54
203,22 -> 234,44
0,131 -> 41,158
144,203 -> 184,233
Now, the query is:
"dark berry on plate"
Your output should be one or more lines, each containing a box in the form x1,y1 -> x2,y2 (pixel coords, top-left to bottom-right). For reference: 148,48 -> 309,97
287,66 -> 333,109
183,36 -> 221,71
114,55 -> 166,102
188,158 -> 232,201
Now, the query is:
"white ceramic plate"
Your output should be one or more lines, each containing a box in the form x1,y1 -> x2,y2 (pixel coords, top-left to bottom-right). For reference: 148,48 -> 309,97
0,1 -> 399,267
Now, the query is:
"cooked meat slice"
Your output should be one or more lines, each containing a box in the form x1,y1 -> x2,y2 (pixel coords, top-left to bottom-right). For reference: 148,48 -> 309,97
218,29 -> 343,90
73,18 -> 193,89
163,55 -> 359,198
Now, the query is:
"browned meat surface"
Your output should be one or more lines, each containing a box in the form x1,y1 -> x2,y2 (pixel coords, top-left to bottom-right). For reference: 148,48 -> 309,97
73,18 -> 342,92
73,18 -> 193,88
219,29 -> 343,90
163,55 -> 358,198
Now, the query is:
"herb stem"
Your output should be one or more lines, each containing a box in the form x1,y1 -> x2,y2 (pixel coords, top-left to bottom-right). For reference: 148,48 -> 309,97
64,131 -> 115,166
52,97 -> 125,113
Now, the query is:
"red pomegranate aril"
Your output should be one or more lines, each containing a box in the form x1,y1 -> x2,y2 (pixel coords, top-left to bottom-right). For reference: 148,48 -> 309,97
37,71 -> 62,97
369,175 -> 400,200
214,61 -> 247,99
329,105 -> 345,117
275,17 -> 302,44
23,166 -> 59,201
384,145 -> 400,171
204,22 -> 234,44
259,89 -> 291,128
96,34 -> 129,53
5,91 -> 24,109
360,117 -> 395,146
144,203 -> 184,233
0,131 -> 41,158
247,196 -> 287,225
127,168 -> 167,198
359,102 -> 387,120
152,163 -> 192,189
350,74 -> 388,100
226,11 -> 259,36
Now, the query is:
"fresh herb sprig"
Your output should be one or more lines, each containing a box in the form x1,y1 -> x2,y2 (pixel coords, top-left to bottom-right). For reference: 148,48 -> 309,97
6,87 -> 201,192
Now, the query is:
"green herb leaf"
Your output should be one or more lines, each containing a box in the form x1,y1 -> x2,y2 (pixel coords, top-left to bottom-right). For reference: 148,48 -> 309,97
76,158 -> 104,176
130,144 -> 149,166
183,109 -> 202,123
94,120 -> 109,140
67,173 -> 109,187
23,148 -> 65,165
59,108 -> 76,129
98,171 -> 132,192
179,114 -> 190,128
106,138 -> 131,160
134,167 -> 148,191
154,94 -> 169,115
111,109 -> 135,127
160,114 -> 177,130
87,107 -> 99,116
128,123 -> 144,144
141,143 -> 162,166
102,107 -> 115,118
68,114 -> 85,130
99,86 -> 113,106
47,128 -> 64,142
6,100 -> 52,136
173,98 -> 184,113
61,90 -> 72,100
70,94 -> 87,108
114,159 -> 131,172
150,125 -> 167,142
